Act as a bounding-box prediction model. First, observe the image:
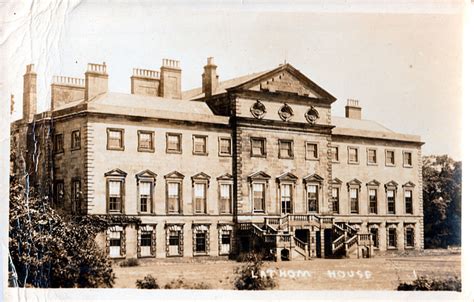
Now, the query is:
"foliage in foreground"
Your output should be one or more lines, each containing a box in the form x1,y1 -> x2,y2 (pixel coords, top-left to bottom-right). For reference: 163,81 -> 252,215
135,275 -> 211,289
398,275 -> 461,291
136,274 -> 159,289
119,258 -> 139,267
9,179 -> 115,288
234,252 -> 276,290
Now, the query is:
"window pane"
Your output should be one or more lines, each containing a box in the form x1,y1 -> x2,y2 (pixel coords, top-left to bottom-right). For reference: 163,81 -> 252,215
349,148 -> 358,162
139,132 -> 152,149
168,135 -> 180,151
387,190 -> 394,198
332,147 -> 339,161
220,184 -> 230,198
194,137 -> 206,153
369,189 -> 376,197
168,183 -> 179,196
194,183 -> 205,198
404,190 -> 412,198
332,188 -> 339,198
109,181 -> 121,196
139,182 -> 151,196
220,138 -> 231,154
350,188 -> 358,198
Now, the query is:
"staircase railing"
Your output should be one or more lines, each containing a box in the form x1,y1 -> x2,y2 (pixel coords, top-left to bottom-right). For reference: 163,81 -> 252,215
332,234 -> 346,252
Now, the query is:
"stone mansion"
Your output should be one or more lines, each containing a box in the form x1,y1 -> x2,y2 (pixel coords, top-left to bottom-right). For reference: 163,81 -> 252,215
10,58 -> 424,260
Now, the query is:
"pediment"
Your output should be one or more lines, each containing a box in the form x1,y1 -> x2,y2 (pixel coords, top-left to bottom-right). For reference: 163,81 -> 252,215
330,178 -> 342,185
366,179 -> 381,187
217,173 -> 233,180
347,178 -> 362,187
136,169 -> 157,179
303,173 -> 324,183
231,64 -> 336,101
191,172 -> 211,181
277,172 -> 299,183
385,180 -> 399,189
248,171 -> 271,181
104,168 -> 127,177
402,181 -> 416,188
164,170 -> 185,179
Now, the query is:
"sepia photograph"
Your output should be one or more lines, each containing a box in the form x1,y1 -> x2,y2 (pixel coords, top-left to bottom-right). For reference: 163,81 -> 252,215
0,0 -> 470,301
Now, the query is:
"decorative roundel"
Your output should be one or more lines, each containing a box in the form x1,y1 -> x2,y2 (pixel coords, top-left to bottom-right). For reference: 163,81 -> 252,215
305,106 -> 319,124
250,100 -> 267,119
278,103 -> 294,122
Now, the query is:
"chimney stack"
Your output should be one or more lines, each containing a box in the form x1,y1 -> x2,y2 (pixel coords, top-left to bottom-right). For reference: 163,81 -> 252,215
85,62 -> 108,101
10,94 -> 15,115
51,76 -> 85,110
345,99 -> 362,119
159,59 -> 181,99
131,68 -> 160,96
202,57 -> 219,97
23,64 -> 37,122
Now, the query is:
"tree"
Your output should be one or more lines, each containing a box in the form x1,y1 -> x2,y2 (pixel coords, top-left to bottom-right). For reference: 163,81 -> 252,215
422,155 -> 462,248
8,178 -> 115,288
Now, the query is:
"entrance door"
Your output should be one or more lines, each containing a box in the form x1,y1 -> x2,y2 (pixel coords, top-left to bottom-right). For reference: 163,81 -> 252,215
281,184 -> 292,214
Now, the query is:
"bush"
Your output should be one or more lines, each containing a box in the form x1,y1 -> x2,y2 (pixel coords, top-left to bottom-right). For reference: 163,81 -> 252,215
398,276 -> 461,291
164,278 -> 211,289
234,252 -> 276,290
136,275 -> 159,289
119,258 -> 139,267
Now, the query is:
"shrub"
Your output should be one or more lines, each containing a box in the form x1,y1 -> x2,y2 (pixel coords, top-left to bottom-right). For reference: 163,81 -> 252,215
164,278 -> 211,289
234,252 -> 276,290
136,275 -> 159,289
119,258 -> 139,267
398,276 -> 461,291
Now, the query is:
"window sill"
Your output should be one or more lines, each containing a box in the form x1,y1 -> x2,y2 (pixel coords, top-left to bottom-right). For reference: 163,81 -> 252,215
305,157 -> 320,161
387,247 -> 398,250
218,153 -> 232,157
166,150 -> 182,154
193,152 -> 209,156
138,255 -> 155,259
405,246 -> 415,250
107,148 -> 125,151
385,164 -> 396,167
367,162 -> 378,166
403,165 -> 413,168
251,154 -> 267,158
138,149 -> 155,153
348,161 -> 359,165
166,254 -> 183,258
71,147 -> 81,151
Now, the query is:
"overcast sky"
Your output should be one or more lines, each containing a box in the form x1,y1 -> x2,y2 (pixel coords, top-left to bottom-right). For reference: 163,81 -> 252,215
1,0 -> 465,159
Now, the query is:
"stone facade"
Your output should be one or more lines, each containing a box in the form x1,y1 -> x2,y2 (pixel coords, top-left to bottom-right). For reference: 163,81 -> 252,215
10,58 -> 423,260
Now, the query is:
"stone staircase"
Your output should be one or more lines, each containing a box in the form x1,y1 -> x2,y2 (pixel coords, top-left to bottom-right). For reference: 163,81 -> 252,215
239,214 -> 373,260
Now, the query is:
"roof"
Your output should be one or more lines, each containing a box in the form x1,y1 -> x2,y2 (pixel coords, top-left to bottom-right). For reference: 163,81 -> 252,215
182,70 -> 270,100
332,116 -> 422,143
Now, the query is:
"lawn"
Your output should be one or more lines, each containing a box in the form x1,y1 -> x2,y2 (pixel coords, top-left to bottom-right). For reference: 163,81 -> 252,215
113,249 -> 461,290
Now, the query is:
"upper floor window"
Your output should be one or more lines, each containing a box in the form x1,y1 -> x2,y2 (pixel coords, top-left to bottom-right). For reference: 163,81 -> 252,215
251,137 -> 266,157
166,133 -> 182,154
367,148 -> 377,165
331,146 -> 339,162
348,147 -> 359,164
71,178 -> 81,214
219,137 -> 232,156
405,190 -> 413,214
332,187 -> 340,213
138,181 -> 152,213
350,188 -> 359,214
165,171 -> 184,214
387,189 -> 396,214
194,183 -> 207,214
193,135 -> 208,155
71,130 -> 81,150
403,151 -> 413,167
280,184 -> 292,214
252,183 -> 265,212
54,133 -> 64,154
306,142 -> 319,160
219,183 -> 232,214
307,184 -> 319,213
279,139 -> 294,159
369,188 -> 378,214
138,130 -> 154,152
386,150 -> 395,166
105,169 -> 127,213
107,128 -> 124,151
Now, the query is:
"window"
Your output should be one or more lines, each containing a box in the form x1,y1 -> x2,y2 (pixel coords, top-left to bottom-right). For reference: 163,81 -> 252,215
388,228 -> 397,248
386,150 -> 395,166
369,189 -> 378,214
332,187 -> 340,213
140,231 -> 152,257
251,138 -> 266,157
108,226 -> 124,258
350,188 -> 359,214
138,181 -> 152,213
331,146 -> 339,162
387,189 -> 396,214
219,183 -> 232,214
403,151 -> 413,167
193,135 -> 207,155
348,147 -> 359,164
219,137 -> 232,156
71,179 -> 81,214
194,183 -> 207,214
306,184 -> 318,212
54,180 -> 64,207
107,180 -> 123,213
405,227 -> 415,248
279,140 -> 294,158
252,183 -> 265,212
71,130 -> 81,150
138,130 -> 154,152
195,233 -> 207,252
370,228 -> 379,248
405,190 -> 413,214
107,128 -> 124,151
281,184 -> 292,214
166,133 -> 182,153
306,142 -> 318,160
167,228 -> 182,257
167,182 -> 181,214
54,133 -> 64,153
220,230 -> 232,255
367,149 -> 377,164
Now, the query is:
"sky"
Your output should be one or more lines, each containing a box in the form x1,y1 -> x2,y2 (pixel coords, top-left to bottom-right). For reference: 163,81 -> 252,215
1,0 -> 465,159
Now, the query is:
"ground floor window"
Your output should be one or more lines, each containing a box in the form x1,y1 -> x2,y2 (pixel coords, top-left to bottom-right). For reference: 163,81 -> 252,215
138,225 -> 156,258
166,225 -> 183,257
405,226 -> 415,248
107,226 -> 125,258
387,227 -> 397,249
370,227 -> 379,248
219,225 -> 232,255
193,225 -> 210,255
